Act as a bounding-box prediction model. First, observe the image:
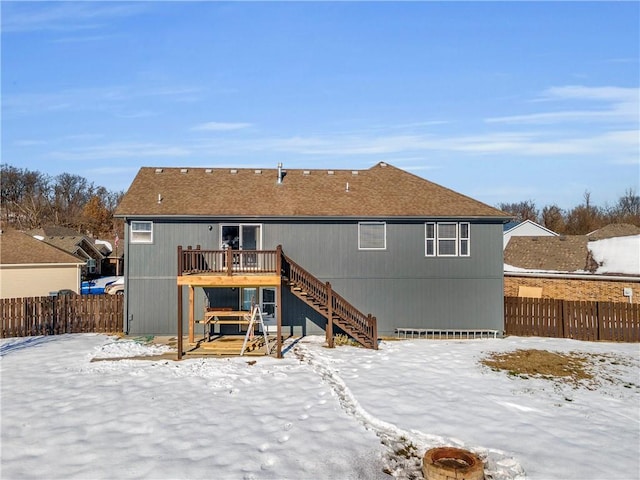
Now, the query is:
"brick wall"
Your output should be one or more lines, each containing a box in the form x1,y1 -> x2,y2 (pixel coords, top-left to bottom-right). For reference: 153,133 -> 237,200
504,275 -> 640,304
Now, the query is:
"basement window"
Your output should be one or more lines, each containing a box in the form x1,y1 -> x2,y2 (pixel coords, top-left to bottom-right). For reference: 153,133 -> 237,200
359,222 -> 386,250
425,222 -> 470,257
130,221 -> 153,244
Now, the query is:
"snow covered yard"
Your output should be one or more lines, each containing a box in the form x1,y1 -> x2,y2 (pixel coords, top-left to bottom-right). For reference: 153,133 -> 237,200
1,334 -> 638,480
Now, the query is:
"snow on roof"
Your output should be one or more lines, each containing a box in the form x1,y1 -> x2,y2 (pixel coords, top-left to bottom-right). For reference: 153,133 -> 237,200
95,239 -> 113,252
505,233 -> 640,276
589,234 -> 640,275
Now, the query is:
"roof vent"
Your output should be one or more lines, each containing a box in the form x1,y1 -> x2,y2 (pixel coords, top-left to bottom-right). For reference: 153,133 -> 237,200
277,162 -> 287,184
155,168 -> 163,174
327,170 -> 334,175
180,168 -> 188,173
157,193 -> 163,204
303,170 -> 310,175
346,182 -> 350,192
230,169 -> 238,174
254,169 -> 262,175
205,168 -> 213,174
380,162 -> 387,167
351,171 -> 359,175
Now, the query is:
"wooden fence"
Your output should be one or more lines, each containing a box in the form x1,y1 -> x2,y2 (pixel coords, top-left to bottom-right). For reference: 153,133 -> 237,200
1,295 -> 124,338
504,296 -> 639,342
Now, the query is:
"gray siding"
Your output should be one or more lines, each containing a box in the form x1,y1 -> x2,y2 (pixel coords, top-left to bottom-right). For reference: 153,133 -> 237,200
124,219 -> 504,336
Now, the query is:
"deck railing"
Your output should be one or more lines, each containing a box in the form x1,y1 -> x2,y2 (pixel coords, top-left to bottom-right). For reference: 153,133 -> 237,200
177,245 -> 377,349
178,246 -> 280,276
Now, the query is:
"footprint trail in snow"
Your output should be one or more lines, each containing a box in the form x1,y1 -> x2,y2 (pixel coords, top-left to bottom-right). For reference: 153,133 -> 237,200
293,342 -> 526,480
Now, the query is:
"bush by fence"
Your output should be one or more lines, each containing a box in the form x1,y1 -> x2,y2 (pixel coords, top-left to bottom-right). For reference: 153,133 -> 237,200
505,296 -> 639,342
1,295 -> 123,338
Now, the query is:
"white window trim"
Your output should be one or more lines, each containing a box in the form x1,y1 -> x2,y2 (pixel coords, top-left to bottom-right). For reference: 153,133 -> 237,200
459,222 -> 470,257
425,223 -> 436,257
425,222 -> 470,257
130,221 -> 153,244
358,222 -> 386,250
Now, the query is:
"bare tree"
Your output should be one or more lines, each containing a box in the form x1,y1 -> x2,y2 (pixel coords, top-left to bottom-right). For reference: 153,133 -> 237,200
541,204 -> 566,234
497,200 -> 539,223
609,188 -> 640,224
51,173 -> 94,230
1,165 -> 52,229
565,191 -> 605,234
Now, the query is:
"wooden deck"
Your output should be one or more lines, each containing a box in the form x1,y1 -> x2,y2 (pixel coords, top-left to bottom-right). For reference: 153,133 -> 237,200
184,335 -> 278,357
176,245 -> 378,359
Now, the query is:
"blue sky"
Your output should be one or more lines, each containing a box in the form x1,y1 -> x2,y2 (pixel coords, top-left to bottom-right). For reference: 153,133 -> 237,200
2,1 -> 638,210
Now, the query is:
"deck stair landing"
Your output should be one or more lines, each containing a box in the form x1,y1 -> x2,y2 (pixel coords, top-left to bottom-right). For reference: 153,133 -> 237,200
281,253 -> 378,349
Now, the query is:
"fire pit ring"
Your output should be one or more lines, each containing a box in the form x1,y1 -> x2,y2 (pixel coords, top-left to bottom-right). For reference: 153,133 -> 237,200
422,446 -> 484,480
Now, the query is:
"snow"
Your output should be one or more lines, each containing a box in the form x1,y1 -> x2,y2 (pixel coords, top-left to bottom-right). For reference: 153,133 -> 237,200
589,235 -> 640,275
503,264 -> 589,275
505,234 -> 640,276
2,334 -> 639,480
95,239 -> 113,253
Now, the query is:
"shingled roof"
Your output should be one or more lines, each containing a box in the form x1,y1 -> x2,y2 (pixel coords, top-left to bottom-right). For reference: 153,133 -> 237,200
115,162 -> 508,218
587,223 -> 640,241
504,236 -> 590,273
0,229 -> 84,265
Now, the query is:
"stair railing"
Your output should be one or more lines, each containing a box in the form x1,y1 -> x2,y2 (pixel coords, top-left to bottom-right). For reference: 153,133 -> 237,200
281,251 -> 377,349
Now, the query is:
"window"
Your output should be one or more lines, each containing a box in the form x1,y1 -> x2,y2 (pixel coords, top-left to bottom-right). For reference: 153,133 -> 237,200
459,222 -> 470,256
425,222 -> 470,257
130,221 -> 153,243
359,222 -> 386,250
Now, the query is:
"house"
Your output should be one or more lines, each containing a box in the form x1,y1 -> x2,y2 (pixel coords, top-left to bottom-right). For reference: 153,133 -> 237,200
504,223 -> 640,303
0,228 -> 84,298
503,219 -> 558,249
115,162 -> 510,354
28,226 -> 108,277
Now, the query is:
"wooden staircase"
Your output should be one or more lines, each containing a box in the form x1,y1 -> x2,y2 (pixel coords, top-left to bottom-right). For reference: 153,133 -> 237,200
281,252 -> 378,349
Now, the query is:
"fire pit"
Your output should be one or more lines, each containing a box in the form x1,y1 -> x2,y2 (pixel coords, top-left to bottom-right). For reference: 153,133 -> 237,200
422,446 -> 484,480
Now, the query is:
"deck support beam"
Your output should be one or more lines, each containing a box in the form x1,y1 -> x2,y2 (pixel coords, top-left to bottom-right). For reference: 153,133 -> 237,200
188,285 -> 195,344
276,245 -> 283,358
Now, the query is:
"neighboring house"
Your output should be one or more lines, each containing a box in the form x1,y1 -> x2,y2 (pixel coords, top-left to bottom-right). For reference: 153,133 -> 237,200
29,226 -> 107,277
0,228 -> 84,298
115,162 -> 510,346
503,219 -> 558,249
504,223 -> 640,303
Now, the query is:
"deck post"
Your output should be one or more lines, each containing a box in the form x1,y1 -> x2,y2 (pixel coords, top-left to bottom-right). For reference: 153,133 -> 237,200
276,245 -> 283,358
188,285 -> 195,344
177,246 -> 183,360
326,282 -> 334,348
226,247 -> 233,276
277,283 -> 283,358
